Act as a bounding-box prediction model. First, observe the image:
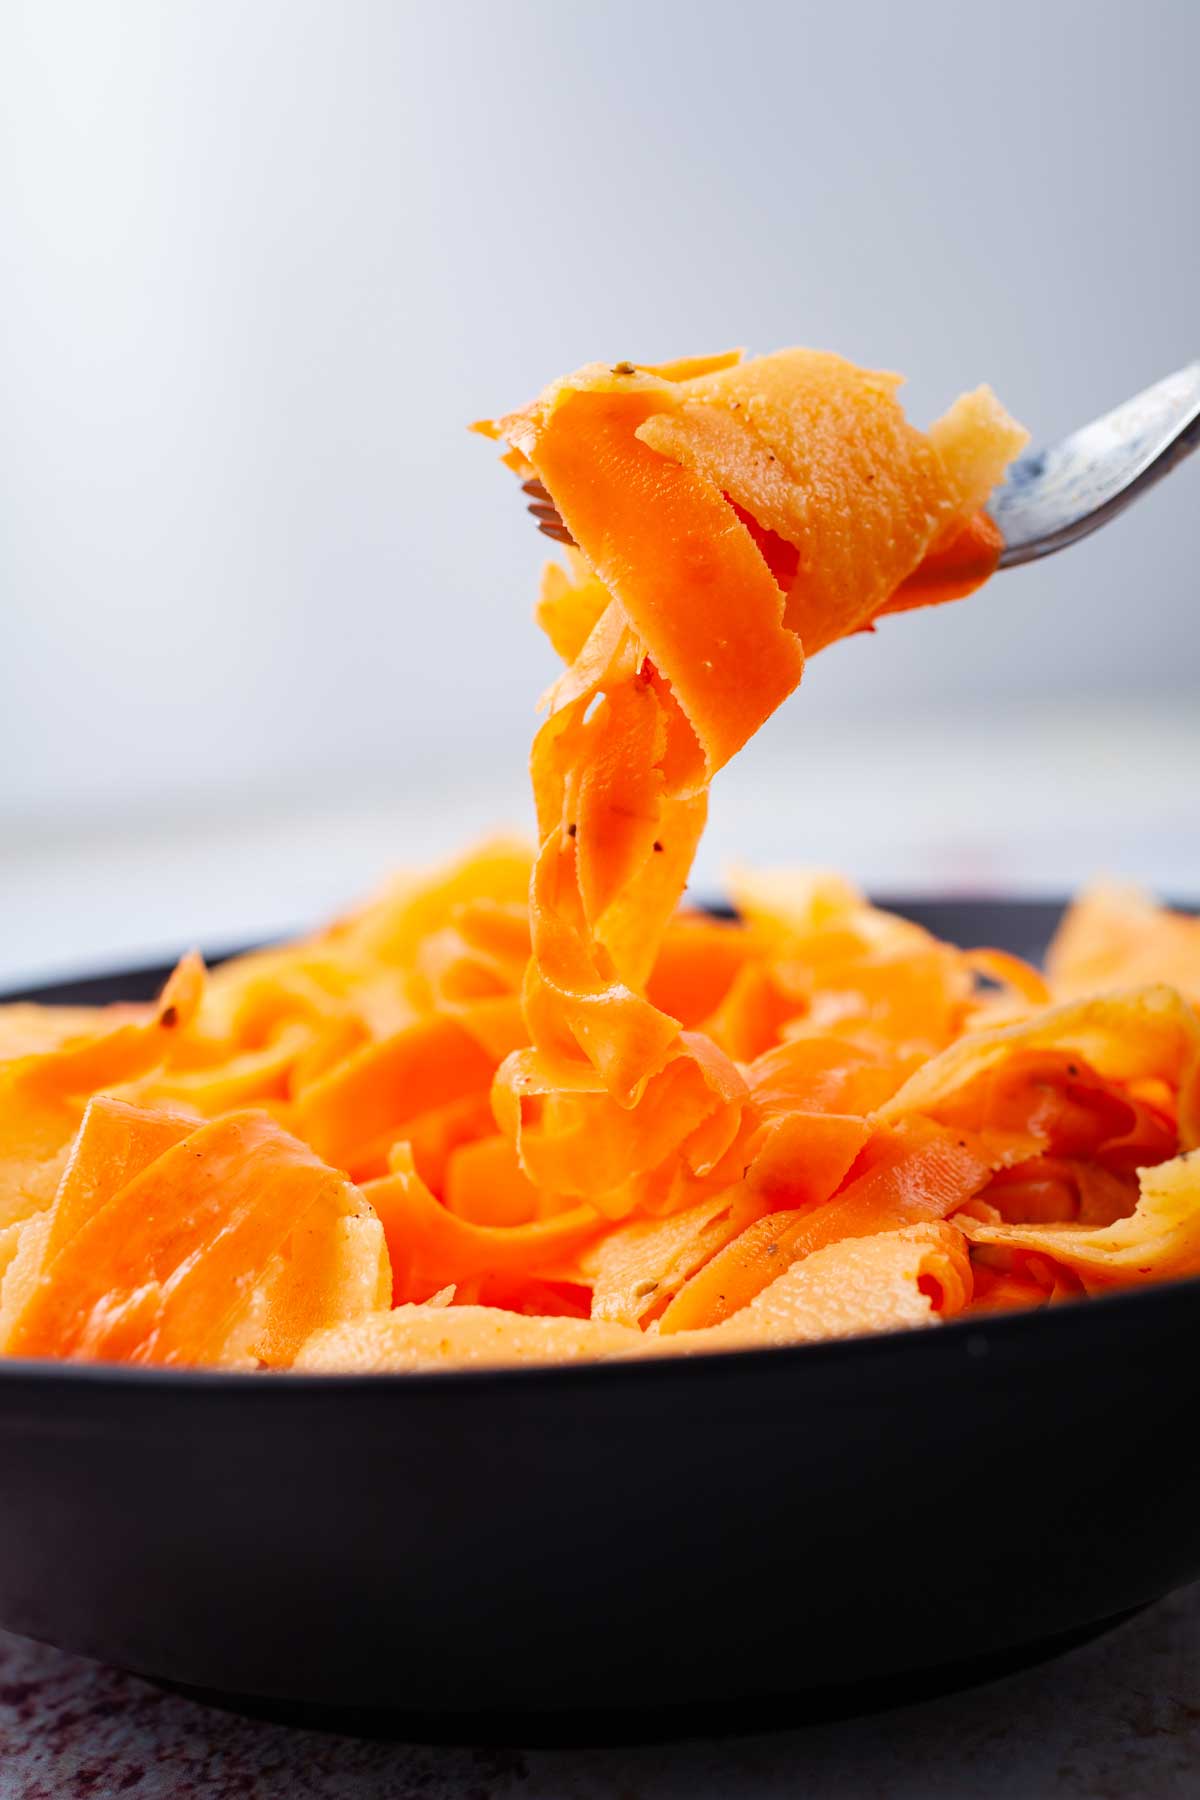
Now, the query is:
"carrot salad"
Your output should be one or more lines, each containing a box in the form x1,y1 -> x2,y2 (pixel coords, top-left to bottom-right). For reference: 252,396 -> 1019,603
2,348 -> 1197,1372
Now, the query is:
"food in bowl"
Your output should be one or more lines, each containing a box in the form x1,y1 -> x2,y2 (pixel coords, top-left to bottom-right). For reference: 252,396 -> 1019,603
1,348 -> 1197,1372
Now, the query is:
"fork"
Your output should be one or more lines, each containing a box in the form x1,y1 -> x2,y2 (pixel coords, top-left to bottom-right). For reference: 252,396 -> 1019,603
522,362 -> 1200,567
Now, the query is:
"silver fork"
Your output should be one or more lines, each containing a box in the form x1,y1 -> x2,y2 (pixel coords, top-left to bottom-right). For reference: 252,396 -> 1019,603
522,362 -> 1200,567
992,361 -> 1200,566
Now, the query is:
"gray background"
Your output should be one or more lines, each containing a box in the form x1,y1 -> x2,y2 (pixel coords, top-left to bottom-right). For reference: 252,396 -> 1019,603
0,0 -> 1196,978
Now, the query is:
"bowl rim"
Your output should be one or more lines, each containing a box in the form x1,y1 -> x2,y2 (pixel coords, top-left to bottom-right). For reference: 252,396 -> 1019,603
0,1269 -> 1197,1401
0,893 -> 1084,1005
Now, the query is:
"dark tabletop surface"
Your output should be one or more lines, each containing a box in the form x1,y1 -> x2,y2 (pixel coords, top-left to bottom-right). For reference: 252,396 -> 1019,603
2,1585 -> 1199,1799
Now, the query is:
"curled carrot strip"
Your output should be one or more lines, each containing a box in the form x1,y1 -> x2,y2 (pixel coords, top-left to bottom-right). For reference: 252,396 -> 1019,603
4,1109 -> 385,1366
657,1121 -> 990,1333
0,953 -> 207,1235
294,1014 -> 497,1175
365,1147 -> 604,1304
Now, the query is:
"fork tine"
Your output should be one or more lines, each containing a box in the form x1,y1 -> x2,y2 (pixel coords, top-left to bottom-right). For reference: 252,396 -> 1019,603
518,475 -> 577,545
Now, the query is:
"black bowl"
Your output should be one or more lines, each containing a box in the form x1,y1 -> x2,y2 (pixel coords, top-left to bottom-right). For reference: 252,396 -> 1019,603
1,897 -> 1198,1742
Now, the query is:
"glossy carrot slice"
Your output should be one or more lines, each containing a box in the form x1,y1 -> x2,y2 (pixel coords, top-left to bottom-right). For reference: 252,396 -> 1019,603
295,1223 -> 973,1370
293,1013 -> 498,1172
521,383 -> 804,774
0,954 -> 205,1233
443,1131 -> 542,1226
960,1150 -> 1200,1291
365,1148 -> 603,1304
0,1096 -> 198,1339
881,511 -> 1003,617
6,1112 -> 363,1365
47,1095 -> 196,1259
583,1187 -> 768,1326
645,914 -> 758,1028
746,1112 -> 874,1209
658,1122 -> 989,1332
636,351 -> 954,653
695,1222 -> 974,1348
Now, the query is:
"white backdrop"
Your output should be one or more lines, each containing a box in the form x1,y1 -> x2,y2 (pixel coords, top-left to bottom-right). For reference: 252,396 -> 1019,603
1,0 -> 1197,976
